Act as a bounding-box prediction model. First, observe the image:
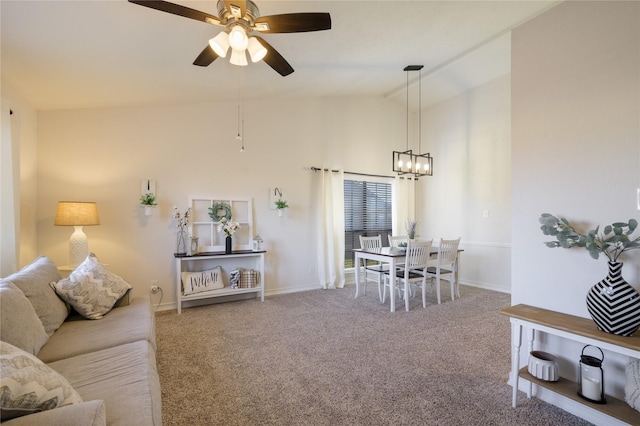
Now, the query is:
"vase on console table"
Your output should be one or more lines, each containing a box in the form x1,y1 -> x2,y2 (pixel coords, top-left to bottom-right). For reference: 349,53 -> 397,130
176,228 -> 187,255
586,261 -> 640,337
225,236 -> 232,254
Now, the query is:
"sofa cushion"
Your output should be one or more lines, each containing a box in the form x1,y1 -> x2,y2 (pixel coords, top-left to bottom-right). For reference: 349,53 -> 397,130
0,282 -> 49,355
2,256 -> 69,336
1,399 -> 106,426
37,296 -> 156,363
47,340 -> 162,426
53,254 -> 131,320
0,341 -> 83,421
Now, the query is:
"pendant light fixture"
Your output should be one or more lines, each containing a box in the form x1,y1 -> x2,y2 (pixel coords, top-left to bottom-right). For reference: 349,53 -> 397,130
392,65 -> 433,178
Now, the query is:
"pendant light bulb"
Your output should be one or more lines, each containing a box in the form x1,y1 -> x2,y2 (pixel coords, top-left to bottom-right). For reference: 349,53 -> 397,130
228,25 -> 249,51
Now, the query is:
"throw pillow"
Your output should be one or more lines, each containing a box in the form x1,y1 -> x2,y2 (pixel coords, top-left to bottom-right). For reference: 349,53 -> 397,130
182,266 -> 224,295
0,341 -> 83,421
53,253 -> 131,320
625,358 -> 640,411
3,256 -> 70,336
0,282 -> 49,355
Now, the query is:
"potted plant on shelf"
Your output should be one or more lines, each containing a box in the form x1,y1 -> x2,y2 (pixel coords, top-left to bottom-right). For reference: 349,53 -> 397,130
275,199 -> 289,216
140,193 -> 158,216
539,213 -> 640,336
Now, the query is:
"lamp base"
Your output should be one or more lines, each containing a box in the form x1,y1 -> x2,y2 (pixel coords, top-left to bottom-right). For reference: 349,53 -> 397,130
69,226 -> 89,265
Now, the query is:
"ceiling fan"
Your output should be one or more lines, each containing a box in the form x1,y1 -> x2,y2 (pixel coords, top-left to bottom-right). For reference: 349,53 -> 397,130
128,0 -> 331,76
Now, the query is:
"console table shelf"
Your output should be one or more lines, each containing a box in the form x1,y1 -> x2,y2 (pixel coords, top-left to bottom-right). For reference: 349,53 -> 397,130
501,304 -> 640,425
175,250 -> 265,313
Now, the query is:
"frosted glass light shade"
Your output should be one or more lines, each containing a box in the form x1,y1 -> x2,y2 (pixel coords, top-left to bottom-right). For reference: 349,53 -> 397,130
209,32 -> 229,57
230,48 -> 248,66
247,37 -> 267,62
228,25 -> 248,50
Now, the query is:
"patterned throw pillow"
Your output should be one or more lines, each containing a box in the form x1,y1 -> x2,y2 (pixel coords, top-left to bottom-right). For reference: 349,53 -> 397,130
0,341 -> 83,421
626,358 -> 640,411
53,253 -> 131,320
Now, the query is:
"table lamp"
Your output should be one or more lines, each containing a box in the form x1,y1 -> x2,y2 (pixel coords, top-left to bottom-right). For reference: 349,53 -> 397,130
54,201 -> 100,265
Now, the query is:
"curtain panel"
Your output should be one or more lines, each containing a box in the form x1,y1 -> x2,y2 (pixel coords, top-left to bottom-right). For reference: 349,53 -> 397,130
313,168 -> 345,289
392,177 -> 415,237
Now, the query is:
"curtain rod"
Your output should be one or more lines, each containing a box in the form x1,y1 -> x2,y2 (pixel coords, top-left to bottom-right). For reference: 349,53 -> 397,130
309,167 -> 416,180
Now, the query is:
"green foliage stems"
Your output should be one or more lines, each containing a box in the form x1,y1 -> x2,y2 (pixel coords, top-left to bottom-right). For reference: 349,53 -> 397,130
539,213 -> 640,262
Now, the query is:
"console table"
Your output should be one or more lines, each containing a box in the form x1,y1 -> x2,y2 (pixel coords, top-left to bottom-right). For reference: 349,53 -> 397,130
175,251 -> 265,313
501,304 -> 640,425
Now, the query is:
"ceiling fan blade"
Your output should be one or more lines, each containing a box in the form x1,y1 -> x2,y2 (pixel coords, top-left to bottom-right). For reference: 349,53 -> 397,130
253,36 -> 294,77
193,45 -> 219,67
128,0 -> 221,26
224,0 -> 246,19
254,13 -> 331,34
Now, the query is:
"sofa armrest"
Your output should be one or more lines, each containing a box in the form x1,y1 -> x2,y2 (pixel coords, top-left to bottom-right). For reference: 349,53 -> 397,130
2,400 -> 106,426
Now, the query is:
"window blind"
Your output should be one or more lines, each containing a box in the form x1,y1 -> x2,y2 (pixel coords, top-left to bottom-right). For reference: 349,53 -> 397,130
344,180 -> 392,268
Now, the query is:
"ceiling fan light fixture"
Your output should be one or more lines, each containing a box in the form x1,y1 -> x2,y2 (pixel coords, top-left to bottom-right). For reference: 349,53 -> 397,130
209,31 -> 230,57
228,25 -> 249,51
247,37 -> 267,62
230,48 -> 248,66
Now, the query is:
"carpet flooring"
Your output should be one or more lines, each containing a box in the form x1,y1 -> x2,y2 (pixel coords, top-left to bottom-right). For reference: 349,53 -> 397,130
155,285 -> 593,425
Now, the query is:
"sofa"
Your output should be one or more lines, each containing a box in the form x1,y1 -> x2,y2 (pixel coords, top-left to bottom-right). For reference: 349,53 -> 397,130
0,255 -> 162,425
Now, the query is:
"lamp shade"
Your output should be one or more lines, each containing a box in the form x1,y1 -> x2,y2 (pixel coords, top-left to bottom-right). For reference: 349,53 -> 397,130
209,31 -> 230,58
230,48 -> 248,66
247,37 -> 267,62
54,202 -> 100,226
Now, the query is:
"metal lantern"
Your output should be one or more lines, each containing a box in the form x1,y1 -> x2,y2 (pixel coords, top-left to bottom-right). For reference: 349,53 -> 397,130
578,345 -> 606,404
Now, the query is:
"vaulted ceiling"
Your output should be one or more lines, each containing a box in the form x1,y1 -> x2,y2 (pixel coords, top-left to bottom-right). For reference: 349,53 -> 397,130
1,1 -> 559,111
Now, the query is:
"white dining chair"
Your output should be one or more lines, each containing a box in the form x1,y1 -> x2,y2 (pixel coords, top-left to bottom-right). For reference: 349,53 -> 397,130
425,238 -> 461,304
388,235 -> 408,248
358,235 -> 386,301
382,240 -> 432,311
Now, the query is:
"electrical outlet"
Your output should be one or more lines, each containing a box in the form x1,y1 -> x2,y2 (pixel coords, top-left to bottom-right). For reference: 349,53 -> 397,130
150,280 -> 159,294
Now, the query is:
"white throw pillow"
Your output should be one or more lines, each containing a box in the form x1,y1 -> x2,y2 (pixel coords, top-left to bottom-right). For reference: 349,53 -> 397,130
53,253 -> 131,320
0,341 -> 83,421
182,267 -> 224,295
626,358 -> 640,411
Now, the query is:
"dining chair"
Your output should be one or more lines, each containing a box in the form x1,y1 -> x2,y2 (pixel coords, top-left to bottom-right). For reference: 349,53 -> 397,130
358,235 -> 386,301
388,235 -> 408,248
425,238 -> 461,304
382,240 -> 432,311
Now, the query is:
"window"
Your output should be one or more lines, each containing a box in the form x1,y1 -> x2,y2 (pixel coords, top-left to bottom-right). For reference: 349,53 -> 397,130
344,179 -> 392,268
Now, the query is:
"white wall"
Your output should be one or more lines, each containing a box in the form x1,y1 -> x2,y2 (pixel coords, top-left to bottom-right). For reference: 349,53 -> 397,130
512,0 -> 639,413
33,97 -> 407,307
419,75 -> 512,293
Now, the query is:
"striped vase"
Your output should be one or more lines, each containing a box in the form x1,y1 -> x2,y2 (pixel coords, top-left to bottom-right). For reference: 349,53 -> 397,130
586,261 -> 640,337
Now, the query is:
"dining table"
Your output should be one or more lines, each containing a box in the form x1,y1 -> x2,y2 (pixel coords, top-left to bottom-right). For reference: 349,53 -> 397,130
353,246 -> 462,312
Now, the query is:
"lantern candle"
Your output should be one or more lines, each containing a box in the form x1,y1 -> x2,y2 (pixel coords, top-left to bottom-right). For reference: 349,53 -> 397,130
581,375 -> 602,401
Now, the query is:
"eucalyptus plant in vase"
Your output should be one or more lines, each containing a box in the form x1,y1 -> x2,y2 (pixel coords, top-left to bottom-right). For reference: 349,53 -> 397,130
539,213 -> 640,336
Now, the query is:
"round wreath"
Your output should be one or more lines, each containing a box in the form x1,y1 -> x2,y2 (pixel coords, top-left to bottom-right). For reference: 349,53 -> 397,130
208,202 -> 232,222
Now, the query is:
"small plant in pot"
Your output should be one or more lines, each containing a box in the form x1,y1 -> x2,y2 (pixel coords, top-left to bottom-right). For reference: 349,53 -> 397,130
140,193 -> 158,216
275,199 -> 288,216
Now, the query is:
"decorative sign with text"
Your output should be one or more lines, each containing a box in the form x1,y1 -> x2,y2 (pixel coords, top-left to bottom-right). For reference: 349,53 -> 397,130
181,266 -> 224,295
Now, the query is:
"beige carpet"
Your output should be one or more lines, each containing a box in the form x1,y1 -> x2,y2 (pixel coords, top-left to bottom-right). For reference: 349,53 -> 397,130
155,285 -> 592,425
